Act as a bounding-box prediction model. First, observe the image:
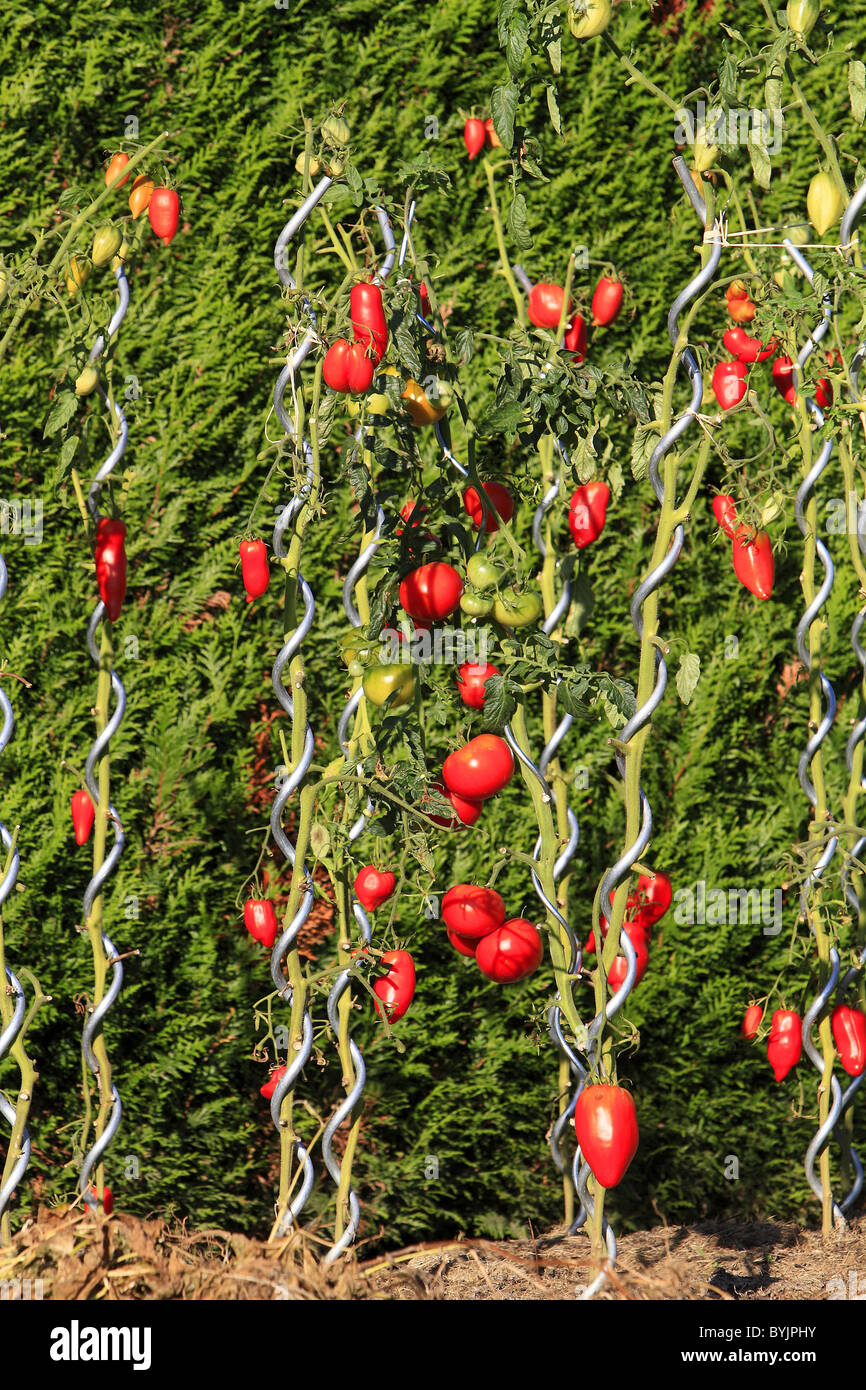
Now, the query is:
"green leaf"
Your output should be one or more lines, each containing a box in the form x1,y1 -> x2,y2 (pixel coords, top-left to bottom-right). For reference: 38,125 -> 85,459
631,422 -> 658,482
546,82 -> 562,134
504,12 -> 529,74
490,82 -> 519,149
747,132 -> 772,190
480,400 -> 524,434
454,328 -> 474,363
394,322 -> 422,380
850,60 -> 866,126
677,652 -> 701,705
481,674 -> 517,730
43,391 -> 78,439
565,575 -> 595,638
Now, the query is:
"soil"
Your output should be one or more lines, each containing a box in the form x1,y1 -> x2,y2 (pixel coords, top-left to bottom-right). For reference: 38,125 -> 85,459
2,1206 -> 864,1300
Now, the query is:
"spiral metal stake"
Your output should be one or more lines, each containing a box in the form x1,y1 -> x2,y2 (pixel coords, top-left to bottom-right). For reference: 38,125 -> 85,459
78,263 -> 130,1211
0,553 -> 28,1224
782,237 -> 847,1221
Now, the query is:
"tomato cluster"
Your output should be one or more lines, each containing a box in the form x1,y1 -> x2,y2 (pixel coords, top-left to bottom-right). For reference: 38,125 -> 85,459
442,884 -> 544,983
584,871 -> 672,991
742,1001 -> 866,1082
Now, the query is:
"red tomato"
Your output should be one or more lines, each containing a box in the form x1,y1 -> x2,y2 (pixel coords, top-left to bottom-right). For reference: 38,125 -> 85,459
732,530 -> 774,600
767,1009 -> 802,1081
591,276 -> 623,327
441,884 -> 506,940
94,518 -> 127,622
742,1003 -> 763,1038
528,283 -> 572,329
607,934 -> 650,990
728,295 -> 756,323
399,562 -> 463,621
350,282 -> 388,364
569,480 -> 609,548
564,314 -> 588,362
722,327 -> 776,363
464,118 -> 486,159
456,661 -> 500,710
354,866 -> 397,912
832,1005 -> 866,1077
104,152 -> 130,189
71,788 -> 95,845
629,872 -> 673,926
476,918 -> 543,982
148,187 -> 180,246
442,734 -> 514,800
712,494 -> 740,539
240,538 -> 269,603
587,916 -> 650,957
814,376 -> 833,410
244,899 -> 278,948
90,1184 -> 113,1214
712,359 -> 748,410
772,355 -> 797,405
427,779 -> 484,828
260,1065 -> 288,1100
483,117 -> 502,147
373,949 -> 416,1021
463,482 -> 514,533
323,338 -> 375,394
447,926 -> 479,958
574,1084 -> 639,1189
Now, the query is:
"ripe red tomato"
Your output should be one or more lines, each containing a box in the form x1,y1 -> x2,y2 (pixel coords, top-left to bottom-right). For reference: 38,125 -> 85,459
373,949 -> 416,1021
442,734 -> 514,800
441,884 -> 506,939
240,538 -> 269,603
105,153 -> 130,188
244,899 -> 278,948
427,779 -> 484,828
712,359 -> 748,410
528,283 -> 572,329
569,480 -> 609,548
564,314 -> 588,362
447,926 -> 479,958
712,494 -> 739,539
722,327 -> 776,363
591,276 -> 623,327
732,530 -> 774,601
772,355 -> 797,405
399,562 -> 463,621
89,1184 -> 113,1214
606,929 -> 650,990
71,788 -> 95,845
350,282 -> 388,364
354,866 -> 397,912
464,118 -> 486,159
628,872 -> 673,927
767,1009 -> 801,1081
814,376 -> 833,410
727,295 -> 756,324
323,338 -> 375,394
574,1084 -> 639,1189
260,1065 -> 288,1100
94,518 -> 127,621
476,918 -> 543,982
148,187 -> 180,246
742,1003 -> 763,1038
832,1005 -> 866,1077
463,482 -> 514,533
456,661 -> 500,710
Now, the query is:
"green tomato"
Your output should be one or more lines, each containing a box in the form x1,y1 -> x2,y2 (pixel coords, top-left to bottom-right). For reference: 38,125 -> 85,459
366,392 -> 391,415
466,553 -> 501,591
341,629 -> 374,669
460,592 -> 494,618
362,663 -> 415,709
321,114 -> 351,145
492,589 -> 543,628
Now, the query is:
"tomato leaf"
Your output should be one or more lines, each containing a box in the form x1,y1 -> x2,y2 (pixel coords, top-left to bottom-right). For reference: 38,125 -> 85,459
630,422 -> 658,481
504,12 -> 529,75
491,82 -> 519,149
546,82 -> 562,133
507,190 -> 533,250
480,674 -> 517,730
747,130 -> 772,190
850,60 -> 866,126
454,328 -> 474,363
676,652 -> 701,706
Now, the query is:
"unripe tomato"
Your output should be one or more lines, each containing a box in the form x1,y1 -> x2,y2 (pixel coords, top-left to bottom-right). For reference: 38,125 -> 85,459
567,0 -> 612,38
240,538 -> 269,603
66,255 -> 91,296
460,592 -> 494,618
726,279 -> 750,301
148,188 -> 180,246
732,530 -> 774,601
442,734 -> 514,800
92,225 -> 122,268
321,114 -> 351,144
260,1065 -> 288,1100
787,0 -> 819,40
767,1009 -> 801,1081
456,661 -> 500,709
528,283 -> 572,329
75,365 -> 99,397
574,1085 -> 639,1189
104,152 -> 130,188
464,118 -> 486,159
476,918 -> 543,982
244,899 -> 278,948
401,378 -> 449,426
354,866 -> 397,912
295,151 -> 322,176
484,118 -> 502,148
463,482 -> 514,533
712,359 -> 748,410
341,628 -> 375,670
128,176 -> 154,220
491,589 -> 542,627
441,884 -> 506,940
373,949 -> 415,1021
71,788 -> 95,845
466,554 -> 501,590
428,779 -> 484,828
569,480 -> 609,548
591,276 -> 623,327
832,1005 -> 866,1077
692,124 -> 719,172
362,663 -> 416,709
807,171 -> 845,237
742,1004 -> 763,1038
399,562 -> 463,621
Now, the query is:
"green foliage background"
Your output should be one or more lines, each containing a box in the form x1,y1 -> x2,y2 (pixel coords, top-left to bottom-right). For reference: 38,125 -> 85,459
1,0 -> 864,1248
